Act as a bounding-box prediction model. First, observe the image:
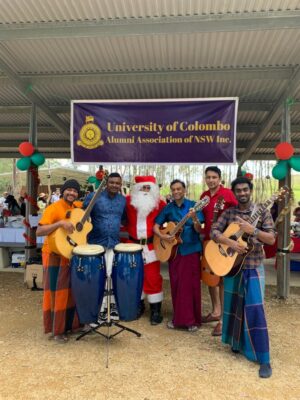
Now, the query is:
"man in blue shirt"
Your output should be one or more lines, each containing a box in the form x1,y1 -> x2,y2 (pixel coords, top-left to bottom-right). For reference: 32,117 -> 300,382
153,179 -> 205,332
84,172 -> 126,320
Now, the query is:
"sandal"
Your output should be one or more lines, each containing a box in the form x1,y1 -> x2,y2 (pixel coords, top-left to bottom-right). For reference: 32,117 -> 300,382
54,334 -> 69,343
201,313 -> 221,323
211,321 -> 222,336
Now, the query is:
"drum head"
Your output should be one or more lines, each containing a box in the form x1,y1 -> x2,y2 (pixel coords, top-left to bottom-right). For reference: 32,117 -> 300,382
72,244 -> 105,256
114,243 -> 143,252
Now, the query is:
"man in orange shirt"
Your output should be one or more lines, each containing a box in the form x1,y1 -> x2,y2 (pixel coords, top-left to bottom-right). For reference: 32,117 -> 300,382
36,179 -> 81,343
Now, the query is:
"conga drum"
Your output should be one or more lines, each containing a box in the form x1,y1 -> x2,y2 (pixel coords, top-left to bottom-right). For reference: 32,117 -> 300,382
112,243 -> 144,321
70,244 -> 106,324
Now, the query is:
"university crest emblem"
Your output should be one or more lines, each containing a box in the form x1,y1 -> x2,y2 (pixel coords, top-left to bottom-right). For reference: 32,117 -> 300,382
77,116 -> 104,149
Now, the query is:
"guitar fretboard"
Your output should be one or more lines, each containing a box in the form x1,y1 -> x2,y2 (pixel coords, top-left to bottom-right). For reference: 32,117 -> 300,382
235,197 -> 276,239
80,176 -> 108,225
170,196 -> 209,236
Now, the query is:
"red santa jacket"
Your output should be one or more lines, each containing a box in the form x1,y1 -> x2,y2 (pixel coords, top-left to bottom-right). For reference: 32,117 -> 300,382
125,197 -> 166,240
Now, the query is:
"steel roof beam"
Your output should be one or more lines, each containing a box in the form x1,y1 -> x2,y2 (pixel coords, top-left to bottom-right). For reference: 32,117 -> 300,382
0,67 -> 293,87
4,102 -> 300,114
239,66 -> 300,165
0,47 -> 69,137
0,11 -> 300,40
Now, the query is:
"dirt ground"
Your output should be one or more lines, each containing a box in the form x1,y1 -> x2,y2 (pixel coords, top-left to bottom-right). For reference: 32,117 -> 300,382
0,272 -> 300,400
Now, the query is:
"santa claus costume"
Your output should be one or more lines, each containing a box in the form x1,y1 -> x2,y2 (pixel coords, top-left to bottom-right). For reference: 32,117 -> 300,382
125,176 -> 166,325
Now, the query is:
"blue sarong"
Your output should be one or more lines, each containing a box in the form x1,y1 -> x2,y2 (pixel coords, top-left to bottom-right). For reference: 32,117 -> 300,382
222,265 -> 270,364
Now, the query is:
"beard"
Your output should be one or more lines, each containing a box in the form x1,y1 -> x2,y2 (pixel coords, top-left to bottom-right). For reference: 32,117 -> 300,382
131,187 -> 160,218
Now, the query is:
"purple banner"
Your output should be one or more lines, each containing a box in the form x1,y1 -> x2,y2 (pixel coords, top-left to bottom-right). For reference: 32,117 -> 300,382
71,98 -> 238,164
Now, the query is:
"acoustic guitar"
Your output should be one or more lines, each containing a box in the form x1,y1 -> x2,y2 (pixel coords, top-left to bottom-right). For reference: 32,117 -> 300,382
48,174 -> 108,259
201,196 -> 224,287
153,196 -> 210,262
205,186 -> 289,277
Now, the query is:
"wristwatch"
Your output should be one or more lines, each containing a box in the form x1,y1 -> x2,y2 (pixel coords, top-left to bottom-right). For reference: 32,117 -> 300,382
253,228 -> 259,237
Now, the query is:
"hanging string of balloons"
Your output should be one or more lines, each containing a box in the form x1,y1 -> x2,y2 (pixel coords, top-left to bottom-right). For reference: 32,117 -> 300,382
87,165 -> 106,189
16,142 -> 46,246
240,170 -> 254,181
272,142 -> 300,180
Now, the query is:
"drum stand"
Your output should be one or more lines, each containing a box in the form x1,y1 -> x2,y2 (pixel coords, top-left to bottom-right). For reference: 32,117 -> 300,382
76,275 -> 142,341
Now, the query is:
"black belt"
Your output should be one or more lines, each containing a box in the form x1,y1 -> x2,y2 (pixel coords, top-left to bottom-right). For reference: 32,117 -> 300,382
129,236 -> 153,245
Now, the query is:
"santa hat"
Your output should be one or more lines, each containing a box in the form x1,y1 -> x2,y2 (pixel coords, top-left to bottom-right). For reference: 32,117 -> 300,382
134,175 -> 156,184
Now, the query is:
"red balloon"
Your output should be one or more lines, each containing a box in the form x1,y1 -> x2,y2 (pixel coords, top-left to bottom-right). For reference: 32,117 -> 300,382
18,142 -> 35,157
244,173 -> 254,180
275,142 -> 294,160
96,170 -> 104,180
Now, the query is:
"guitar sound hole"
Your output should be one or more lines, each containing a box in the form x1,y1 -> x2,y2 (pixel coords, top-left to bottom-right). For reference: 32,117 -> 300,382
76,222 -> 83,232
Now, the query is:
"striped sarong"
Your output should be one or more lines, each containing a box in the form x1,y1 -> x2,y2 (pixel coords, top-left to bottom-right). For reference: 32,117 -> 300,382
43,252 -> 79,336
222,265 -> 270,364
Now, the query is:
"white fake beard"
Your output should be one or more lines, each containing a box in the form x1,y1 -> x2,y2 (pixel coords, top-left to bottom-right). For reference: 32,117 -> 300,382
131,191 -> 159,218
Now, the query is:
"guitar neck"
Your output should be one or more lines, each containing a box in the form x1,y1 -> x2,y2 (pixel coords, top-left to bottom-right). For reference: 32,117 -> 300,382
170,197 -> 209,236
170,213 -> 190,236
81,178 -> 107,224
235,198 -> 274,238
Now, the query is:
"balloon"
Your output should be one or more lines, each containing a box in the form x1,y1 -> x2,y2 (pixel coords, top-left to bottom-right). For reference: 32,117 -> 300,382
240,170 -> 246,176
87,176 -> 97,184
289,156 -> 300,172
18,142 -> 35,157
16,157 -> 31,171
30,152 -> 45,166
95,180 -> 100,189
274,142 -> 294,160
272,160 -> 289,180
244,172 -> 254,180
96,170 -> 104,180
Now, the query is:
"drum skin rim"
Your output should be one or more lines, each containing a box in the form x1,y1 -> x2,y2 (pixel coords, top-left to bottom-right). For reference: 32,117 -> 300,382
72,244 -> 105,256
114,243 -> 143,253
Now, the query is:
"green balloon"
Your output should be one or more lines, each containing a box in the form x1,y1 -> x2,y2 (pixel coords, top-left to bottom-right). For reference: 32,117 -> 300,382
289,156 -> 300,172
241,170 -> 246,176
95,180 -> 100,189
87,176 -> 97,184
272,160 -> 288,180
16,157 -> 31,171
31,152 -> 45,166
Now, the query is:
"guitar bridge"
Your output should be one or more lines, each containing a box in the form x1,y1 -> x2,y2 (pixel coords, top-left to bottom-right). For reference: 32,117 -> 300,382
67,236 -> 77,248
160,239 -> 166,250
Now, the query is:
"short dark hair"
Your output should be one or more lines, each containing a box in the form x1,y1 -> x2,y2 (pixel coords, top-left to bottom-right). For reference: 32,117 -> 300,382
108,172 -> 122,180
205,166 -> 221,178
170,179 -> 186,189
231,177 -> 253,191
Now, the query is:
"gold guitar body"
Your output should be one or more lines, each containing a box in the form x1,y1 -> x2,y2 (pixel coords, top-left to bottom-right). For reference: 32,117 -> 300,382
48,208 -> 93,260
153,222 -> 181,262
204,223 -> 248,277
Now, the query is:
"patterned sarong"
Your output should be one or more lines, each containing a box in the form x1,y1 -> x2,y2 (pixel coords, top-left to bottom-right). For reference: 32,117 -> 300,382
43,252 -> 79,336
222,265 -> 270,364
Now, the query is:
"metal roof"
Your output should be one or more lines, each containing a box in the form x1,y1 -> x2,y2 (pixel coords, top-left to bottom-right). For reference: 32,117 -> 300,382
0,0 -> 300,163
